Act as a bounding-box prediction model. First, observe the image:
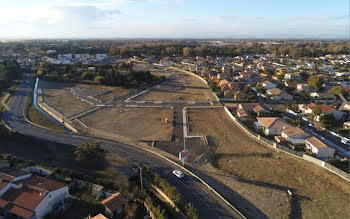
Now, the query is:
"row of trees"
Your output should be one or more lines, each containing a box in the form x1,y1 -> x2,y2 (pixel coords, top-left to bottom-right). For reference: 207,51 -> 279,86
108,41 -> 349,58
0,60 -> 21,89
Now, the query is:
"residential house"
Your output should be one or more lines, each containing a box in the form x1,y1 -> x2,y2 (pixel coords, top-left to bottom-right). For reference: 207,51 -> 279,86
261,81 -> 277,90
310,92 -> 336,103
232,90 -> 247,100
296,84 -> 309,92
0,167 -> 69,219
255,117 -> 291,136
285,73 -> 300,80
95,54 -> 108,60
281,127 -> 310,146
101,192 -> 129,218
300,104 -> 345,121
90,213 -> 108,219
236,108 -> 248,120
305,137 -> 335,158
238,103 -> 267,116
267,88 -> 293,101
284,81 -> 297,89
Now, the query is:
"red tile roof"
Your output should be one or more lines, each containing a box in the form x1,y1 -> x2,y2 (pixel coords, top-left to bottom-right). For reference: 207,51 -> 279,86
282,127 -> 305,137
257,117 -> 291,129
0,167 -> 31,182
306,137 -> 327,149
0,187 -> 44,210
101,192 -> 128,212
17,175 -> 67,192
5,203 -> 34,219
307,104 -> 334,113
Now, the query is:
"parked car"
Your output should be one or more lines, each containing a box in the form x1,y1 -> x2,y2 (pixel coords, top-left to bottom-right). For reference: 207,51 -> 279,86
172,170 -> 184,178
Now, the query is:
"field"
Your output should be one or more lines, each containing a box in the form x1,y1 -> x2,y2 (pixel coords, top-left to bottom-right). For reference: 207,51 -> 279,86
40,81 -> 93,117
134,70 -> 215,101
187,108 -> 350,218
72,84 -> 134,103
79,107 -> 173,141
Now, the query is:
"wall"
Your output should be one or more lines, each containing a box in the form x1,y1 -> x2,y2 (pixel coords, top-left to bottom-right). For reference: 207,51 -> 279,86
223,106 -> 350,182
21,166 -> 53,176
35,186 -> 69,219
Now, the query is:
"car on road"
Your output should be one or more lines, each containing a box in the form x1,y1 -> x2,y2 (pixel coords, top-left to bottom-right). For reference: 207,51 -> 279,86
172,170 -> 184,178
341,138 -> 349,145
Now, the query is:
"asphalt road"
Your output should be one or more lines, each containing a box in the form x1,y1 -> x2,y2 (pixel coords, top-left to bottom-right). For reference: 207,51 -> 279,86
2,74 -> 243,219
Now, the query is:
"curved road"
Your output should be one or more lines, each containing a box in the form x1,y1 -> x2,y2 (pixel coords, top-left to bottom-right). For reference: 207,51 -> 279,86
3,74 -> 243,219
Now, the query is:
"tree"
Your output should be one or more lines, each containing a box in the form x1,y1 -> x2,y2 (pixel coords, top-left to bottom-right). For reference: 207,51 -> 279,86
312,105 -> 322,117
94,75 -> 105,84
183,47 -> 192,57
81,71 -> 94,80
307,75 -> 324,91
330,86 -> 344,95
74,142 -> 106,162
320,113 -> 337,129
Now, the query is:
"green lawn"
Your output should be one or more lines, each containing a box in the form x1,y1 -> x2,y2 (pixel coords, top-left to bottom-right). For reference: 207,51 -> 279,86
24,82 -> 64,132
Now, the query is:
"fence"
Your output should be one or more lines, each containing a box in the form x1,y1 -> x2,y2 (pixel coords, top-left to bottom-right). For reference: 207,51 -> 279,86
223,106 -> 350,182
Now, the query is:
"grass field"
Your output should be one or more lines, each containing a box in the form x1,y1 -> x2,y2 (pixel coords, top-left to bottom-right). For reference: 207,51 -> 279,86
79,107 -> 173,141
23,82 -> 64,132
187,108 -> 350,218
134,70 -> 215,101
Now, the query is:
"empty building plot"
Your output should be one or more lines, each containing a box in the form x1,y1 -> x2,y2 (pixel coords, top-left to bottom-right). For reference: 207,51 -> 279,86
79,107 -> 173,141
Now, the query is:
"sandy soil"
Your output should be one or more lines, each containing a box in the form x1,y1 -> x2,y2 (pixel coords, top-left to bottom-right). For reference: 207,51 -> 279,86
134,70 -> 216,101
79,107 -> 173,141
74,84 -> 134,102
188,108 -> 350,219
40,81 -> 93,117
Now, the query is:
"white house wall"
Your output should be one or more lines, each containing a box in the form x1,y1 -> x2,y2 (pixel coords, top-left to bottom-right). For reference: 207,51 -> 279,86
35,186 -> 69,219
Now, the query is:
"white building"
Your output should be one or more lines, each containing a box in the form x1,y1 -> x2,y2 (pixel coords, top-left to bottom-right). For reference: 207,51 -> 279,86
58,54 -> 72,60
305,137 -> 335,158
281,127 -> 310,145
261,80 -> 277,90
255,117 -> 291,136
96,54 -> 107,60
0,166 -> 69,219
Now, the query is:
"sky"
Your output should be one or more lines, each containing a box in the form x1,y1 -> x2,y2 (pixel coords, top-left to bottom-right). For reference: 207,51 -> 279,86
0,0 -> 348,39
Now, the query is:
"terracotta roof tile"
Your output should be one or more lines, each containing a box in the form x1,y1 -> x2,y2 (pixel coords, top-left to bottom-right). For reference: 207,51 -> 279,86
257,117 -> 291,129
1,187 -> 44,210
17,175 -> 67,192
5,203 -> 34,219
282,127 -> 305,137
306,137 -> 327,149
101,192 -> 128,212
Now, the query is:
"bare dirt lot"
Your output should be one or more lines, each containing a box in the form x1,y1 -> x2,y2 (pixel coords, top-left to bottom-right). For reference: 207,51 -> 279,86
188,108 -> 350,219
79,107 -> 173,141
73,84 -> 134,102
134,70 -> 216,101
40,81 -> 93,117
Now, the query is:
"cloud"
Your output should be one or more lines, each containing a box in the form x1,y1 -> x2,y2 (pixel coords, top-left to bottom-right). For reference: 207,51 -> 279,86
215,15 -> 235,23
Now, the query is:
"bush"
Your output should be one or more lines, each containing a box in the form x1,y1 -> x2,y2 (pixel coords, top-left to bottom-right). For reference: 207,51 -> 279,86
327,159 -> 349,173
74,142 -> 106,163
81,71 -> 94,80
94,76 -> 105,84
